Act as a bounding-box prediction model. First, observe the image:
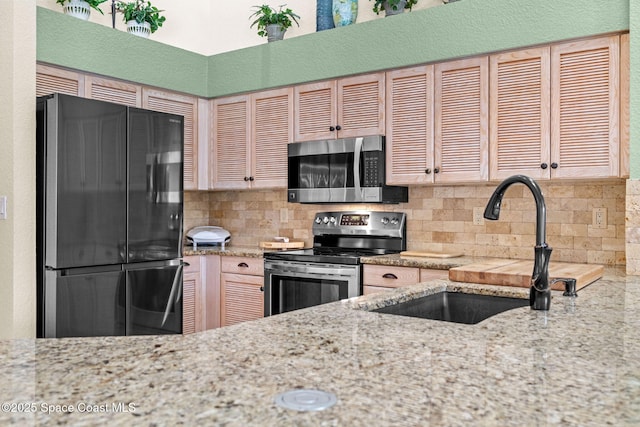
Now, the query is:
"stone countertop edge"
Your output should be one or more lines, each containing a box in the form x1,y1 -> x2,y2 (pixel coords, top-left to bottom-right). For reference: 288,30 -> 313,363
183,245 -> 268,257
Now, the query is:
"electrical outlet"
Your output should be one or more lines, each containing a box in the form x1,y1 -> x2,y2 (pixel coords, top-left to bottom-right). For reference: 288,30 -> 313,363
473,207 -> 484,226
593,207 -> 607,229
280,208 -> 288,223
0,196 -> 6,220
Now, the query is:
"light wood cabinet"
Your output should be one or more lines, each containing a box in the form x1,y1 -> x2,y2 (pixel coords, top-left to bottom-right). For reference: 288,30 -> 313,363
490,46 -> 551,181
620,33 -> 630,178
220,257 -> 264,327
434,57 -> 489,183
363,264 -> 449,295
550,35 -> 620,179
183,256 -> 204,334
211,88 -> 292,189
385,65 -> 435,185
85,75 -> 142,107
294,73 -> 385,142
36,63 -> 84,97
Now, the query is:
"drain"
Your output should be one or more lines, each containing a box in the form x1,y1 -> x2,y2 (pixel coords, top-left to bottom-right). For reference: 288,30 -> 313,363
274,389 -> 337,412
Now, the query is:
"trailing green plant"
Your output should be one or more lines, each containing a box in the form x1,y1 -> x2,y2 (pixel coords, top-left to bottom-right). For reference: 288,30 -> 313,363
371,0 -> 419,15
115,0 -> 166,33
56,0 -> 108,15
249,4 -> 300,37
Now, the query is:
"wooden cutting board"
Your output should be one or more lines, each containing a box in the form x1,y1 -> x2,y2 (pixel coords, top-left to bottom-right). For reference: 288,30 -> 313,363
448,259 -> 604,291
400,251 -> 464,258
259,241 -> 305,249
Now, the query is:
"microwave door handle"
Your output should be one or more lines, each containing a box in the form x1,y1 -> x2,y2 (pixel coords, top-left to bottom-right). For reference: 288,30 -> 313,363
354,137 -> 363,201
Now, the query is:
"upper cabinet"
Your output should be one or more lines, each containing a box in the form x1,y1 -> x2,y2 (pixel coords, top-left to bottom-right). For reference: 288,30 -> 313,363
142,89 -> 199,190
550,35 -> 620,179
36,63 -> 84,97
294,73 -> 385,142
211,88 -> 293,189
490,47 -> 551,181
385,65 -> 435,185
85,75 -> 142,108
434,57 -> 489,183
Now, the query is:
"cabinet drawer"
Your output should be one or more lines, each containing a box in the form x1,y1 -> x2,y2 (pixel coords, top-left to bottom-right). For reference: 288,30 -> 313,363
363,265 -> 420,288
420,269 -> 449,282
221,256 -> 264,276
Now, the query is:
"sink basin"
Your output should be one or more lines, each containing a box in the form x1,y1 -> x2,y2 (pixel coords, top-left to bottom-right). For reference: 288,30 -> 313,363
373,292 -> 528,324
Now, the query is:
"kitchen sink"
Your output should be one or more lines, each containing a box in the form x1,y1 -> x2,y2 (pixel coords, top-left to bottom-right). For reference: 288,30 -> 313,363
373,292 -> 529,324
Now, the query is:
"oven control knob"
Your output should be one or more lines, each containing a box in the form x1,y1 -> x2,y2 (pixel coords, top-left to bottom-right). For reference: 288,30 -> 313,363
390,217 -> 399,225
329,216 -> 337,225
322,216 -> 330,224
315,216 -> 322,224
381,217 -> 390,225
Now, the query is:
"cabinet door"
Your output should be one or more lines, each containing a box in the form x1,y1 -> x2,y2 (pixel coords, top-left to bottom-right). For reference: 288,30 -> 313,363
490,47 -> 551,181
252,88 -> 293,188
294,80 -> 336,142
143,88 -> 199,190
385,65 -> 435,185
435,57 -> 489,183
337,73 -> 385,138
36,63 -> 84,97
182,271 -> 201,335
85,75 -> 142,107
220,273 -> 264,327
211,95 -> 251,189
550,35 -> 619,179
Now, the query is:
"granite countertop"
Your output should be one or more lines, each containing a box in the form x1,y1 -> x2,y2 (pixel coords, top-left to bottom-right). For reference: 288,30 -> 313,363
2,268 -> 639,425
183,244 -> 268,258
360,253 -> 479,270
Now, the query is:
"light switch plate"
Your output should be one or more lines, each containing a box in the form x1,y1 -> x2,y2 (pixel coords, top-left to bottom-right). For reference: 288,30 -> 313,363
0,196 -> 6,220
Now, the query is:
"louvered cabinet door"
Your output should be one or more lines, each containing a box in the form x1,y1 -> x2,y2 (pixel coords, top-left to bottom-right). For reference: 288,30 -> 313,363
435,57 -> 489,183
182,271 -> 202,334
252,88 -> 293,188
211,95 -> 251,189
385,66 -> 434,184
220,273 -> 264,327
85,76 -> 142,107
490,47 -> 551,180
143,89 -> 199,190
337,73 -> 385,138
551,35 -> 620,179
36,63 -> 84,97
294,81 -> 336,142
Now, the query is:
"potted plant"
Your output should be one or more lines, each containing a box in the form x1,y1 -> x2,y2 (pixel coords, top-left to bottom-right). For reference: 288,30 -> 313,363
250,4 -> 300,42
56,0 -> 108,20
371,0 -> 418,16
115,0 -> 166,38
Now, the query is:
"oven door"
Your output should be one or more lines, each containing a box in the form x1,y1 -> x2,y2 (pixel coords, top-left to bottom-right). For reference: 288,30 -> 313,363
264,260 -> 361,316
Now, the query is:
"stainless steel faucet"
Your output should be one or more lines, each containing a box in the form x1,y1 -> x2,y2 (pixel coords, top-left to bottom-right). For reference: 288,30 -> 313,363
484,175 -> 552,310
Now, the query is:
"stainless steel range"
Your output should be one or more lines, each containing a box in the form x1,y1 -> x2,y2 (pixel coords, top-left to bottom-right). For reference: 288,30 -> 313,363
264,211 -> 406,316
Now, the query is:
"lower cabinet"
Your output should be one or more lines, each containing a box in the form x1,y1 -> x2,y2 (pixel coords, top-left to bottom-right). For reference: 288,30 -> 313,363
220,257 -> 264,327
183,255 -> 221,334
363,264 -> 449,295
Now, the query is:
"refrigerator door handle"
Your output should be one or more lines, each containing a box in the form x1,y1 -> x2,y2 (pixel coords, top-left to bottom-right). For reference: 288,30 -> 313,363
162,264 -> 183,327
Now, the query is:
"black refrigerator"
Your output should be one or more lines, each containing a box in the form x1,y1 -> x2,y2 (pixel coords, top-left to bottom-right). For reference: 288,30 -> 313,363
36,93 -> 184,338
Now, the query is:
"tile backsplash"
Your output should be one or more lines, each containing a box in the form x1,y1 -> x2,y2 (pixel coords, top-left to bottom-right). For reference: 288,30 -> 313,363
185,179 -> 626,266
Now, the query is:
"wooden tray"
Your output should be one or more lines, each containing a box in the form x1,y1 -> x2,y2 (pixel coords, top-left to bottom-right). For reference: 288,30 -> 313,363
259,241 -> 305,249
400,251 -> 464,258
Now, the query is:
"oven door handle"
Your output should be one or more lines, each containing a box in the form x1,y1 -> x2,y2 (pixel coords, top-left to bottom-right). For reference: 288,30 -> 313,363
266,264 -> 356,277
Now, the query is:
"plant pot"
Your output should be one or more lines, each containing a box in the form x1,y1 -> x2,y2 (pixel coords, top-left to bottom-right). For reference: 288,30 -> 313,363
127,20 -> 151,38
266,24 -> 286,42
63,0 -> 91,21
384,0 -> 407,16
332,0 -> 358,27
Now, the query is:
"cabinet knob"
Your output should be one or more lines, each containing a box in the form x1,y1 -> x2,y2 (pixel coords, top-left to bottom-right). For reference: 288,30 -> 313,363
249,176 -> 254,181
238,262 -> 249,268
329,126 -> 335,131
425,168 -> 431,174
335,125 -> 342,131
434,167 -> 440,174
551,162 -> 558,169
382,273 -> 398,280
541,163 -> 548,169
244,176 -> 249,181
259,286 -> 264,292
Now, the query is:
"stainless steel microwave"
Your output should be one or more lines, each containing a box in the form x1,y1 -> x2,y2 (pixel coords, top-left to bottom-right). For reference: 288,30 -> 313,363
287,135 -> 408,204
